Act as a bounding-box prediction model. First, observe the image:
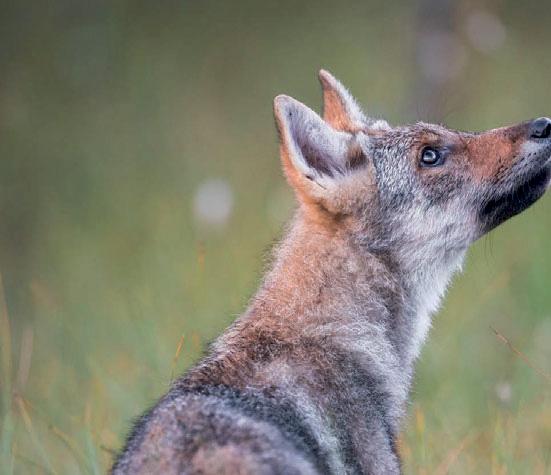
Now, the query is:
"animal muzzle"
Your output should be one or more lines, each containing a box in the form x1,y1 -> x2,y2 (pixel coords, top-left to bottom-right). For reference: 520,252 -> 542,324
475,117 -> 551,235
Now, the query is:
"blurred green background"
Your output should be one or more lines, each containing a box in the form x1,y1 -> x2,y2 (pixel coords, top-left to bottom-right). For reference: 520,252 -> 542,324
0,1 -> 550,473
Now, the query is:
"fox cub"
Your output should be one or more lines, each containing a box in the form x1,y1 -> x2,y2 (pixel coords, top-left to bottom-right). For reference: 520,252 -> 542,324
113,70 -> 551,474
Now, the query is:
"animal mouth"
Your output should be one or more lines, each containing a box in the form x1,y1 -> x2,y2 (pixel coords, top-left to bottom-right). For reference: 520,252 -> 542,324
480,165 -> 551,231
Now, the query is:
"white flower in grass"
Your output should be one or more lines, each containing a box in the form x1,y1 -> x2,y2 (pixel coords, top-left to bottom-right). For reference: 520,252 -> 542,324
495,381 -> 512,405
193,178 -> 234,227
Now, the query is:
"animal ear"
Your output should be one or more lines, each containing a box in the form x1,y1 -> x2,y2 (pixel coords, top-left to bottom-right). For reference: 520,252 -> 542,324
274,94 -> 364,201
319,69 -> 368,132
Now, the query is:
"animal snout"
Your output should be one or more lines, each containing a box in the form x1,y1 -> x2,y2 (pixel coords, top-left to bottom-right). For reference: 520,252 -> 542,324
529,117 -> 551,139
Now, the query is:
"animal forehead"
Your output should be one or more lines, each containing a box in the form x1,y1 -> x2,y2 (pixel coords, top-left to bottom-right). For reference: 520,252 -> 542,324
407,122 -> 465,141
372,122 -> 464,147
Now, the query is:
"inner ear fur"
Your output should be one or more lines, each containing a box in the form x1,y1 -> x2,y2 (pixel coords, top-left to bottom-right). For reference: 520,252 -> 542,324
274,94 -> 346,178
274,94 -> 371,206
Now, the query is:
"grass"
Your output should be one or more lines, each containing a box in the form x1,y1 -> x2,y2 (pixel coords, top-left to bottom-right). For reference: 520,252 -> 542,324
1,213 -> 550,474
0,1 -> 550,473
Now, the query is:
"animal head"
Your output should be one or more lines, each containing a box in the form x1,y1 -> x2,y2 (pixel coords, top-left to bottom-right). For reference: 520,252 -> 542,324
274,70 -> 551,268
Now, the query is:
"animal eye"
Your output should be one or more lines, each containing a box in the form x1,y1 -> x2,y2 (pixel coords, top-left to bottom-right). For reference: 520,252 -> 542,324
420,147 -> 444,167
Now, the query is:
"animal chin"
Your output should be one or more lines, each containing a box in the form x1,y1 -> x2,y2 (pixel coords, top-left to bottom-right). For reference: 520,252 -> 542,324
479,165 -> 551,232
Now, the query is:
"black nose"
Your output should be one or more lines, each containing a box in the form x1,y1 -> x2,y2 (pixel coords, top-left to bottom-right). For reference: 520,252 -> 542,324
530,117 -> 551,139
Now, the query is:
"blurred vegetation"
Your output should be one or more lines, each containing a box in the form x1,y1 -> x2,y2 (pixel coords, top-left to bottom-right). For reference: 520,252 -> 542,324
0,1 -> 550,473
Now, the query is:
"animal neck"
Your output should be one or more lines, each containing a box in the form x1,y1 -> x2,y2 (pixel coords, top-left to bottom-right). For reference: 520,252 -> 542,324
252,211 -> 398,333
392,235 -> 467,363
399,249 -> 466,362
248,209 -> 465,383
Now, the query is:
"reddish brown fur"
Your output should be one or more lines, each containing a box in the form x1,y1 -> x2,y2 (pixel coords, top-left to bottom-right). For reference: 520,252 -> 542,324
466,123 -> 529,181
320,73 -> 364,133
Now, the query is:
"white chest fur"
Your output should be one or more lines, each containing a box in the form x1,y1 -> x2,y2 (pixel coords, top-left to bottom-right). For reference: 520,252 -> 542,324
408,251 -> 466,361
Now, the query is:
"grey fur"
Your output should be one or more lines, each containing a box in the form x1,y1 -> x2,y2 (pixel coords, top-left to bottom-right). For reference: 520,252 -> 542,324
113,72 -> 551,474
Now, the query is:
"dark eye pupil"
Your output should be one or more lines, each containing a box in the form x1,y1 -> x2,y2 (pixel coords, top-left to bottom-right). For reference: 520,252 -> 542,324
422,148 -> 439,165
